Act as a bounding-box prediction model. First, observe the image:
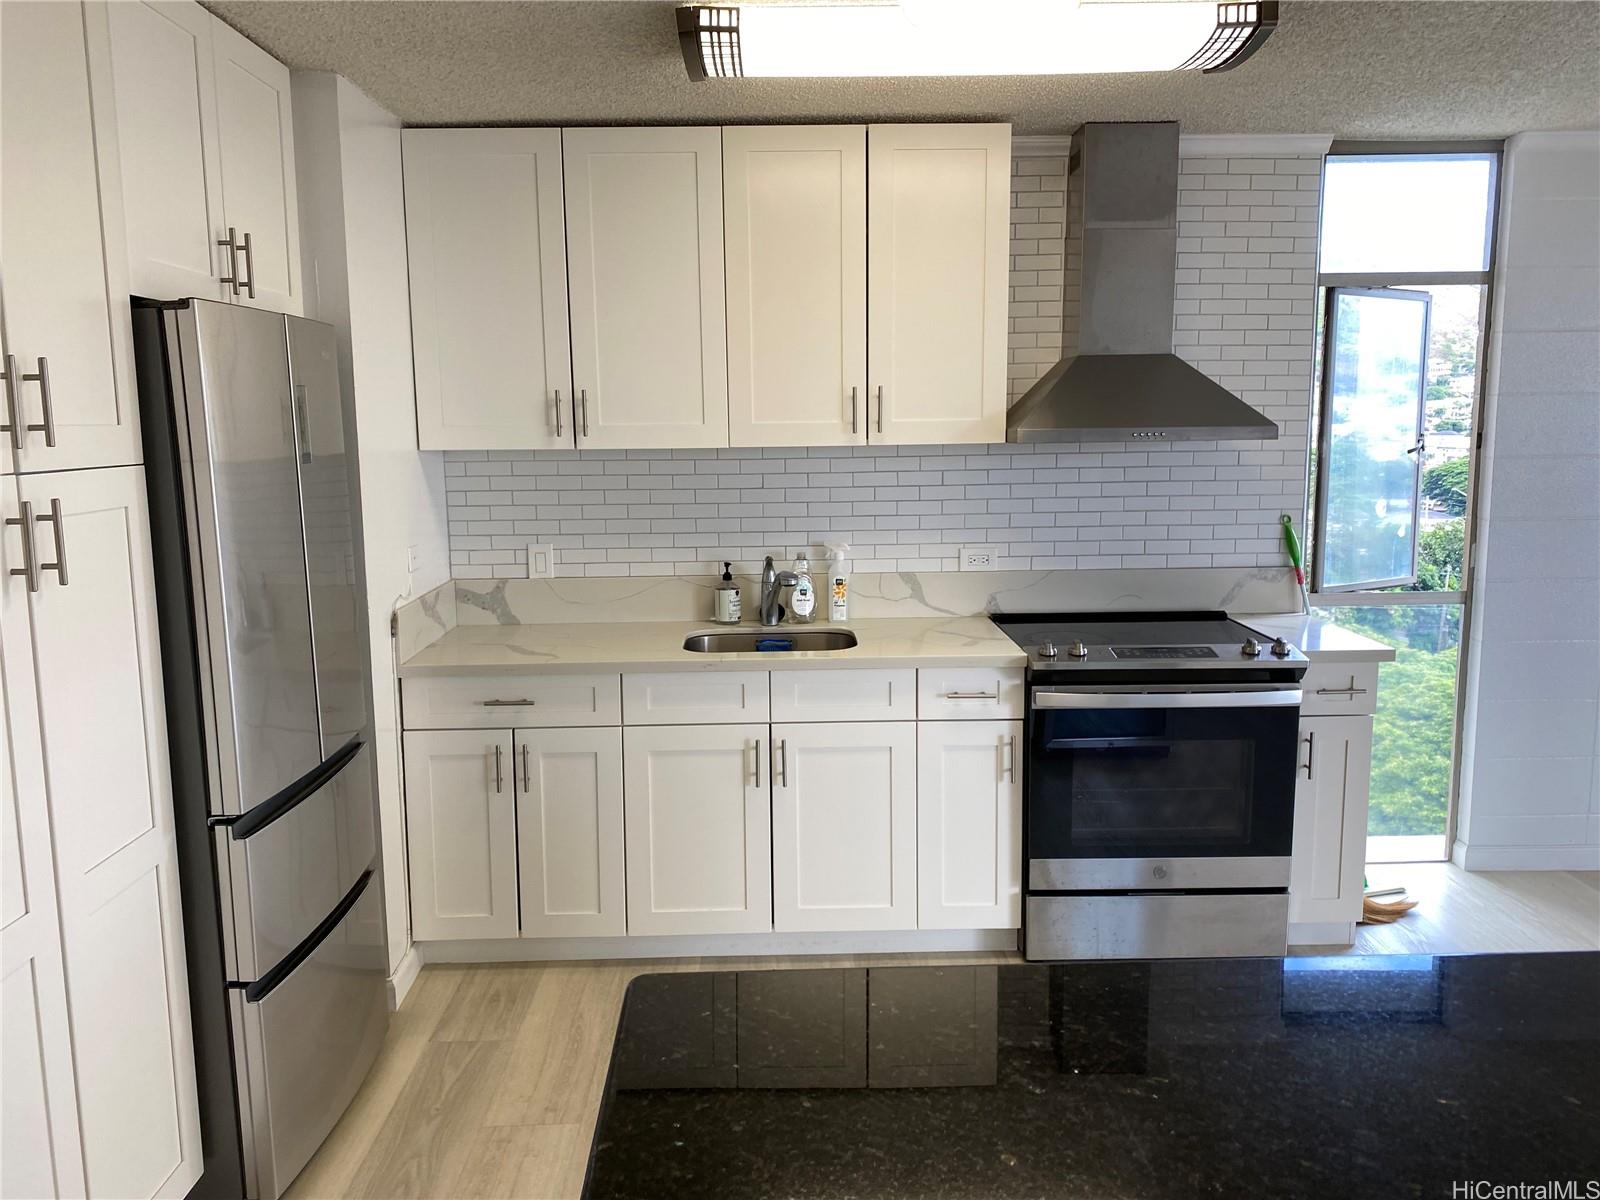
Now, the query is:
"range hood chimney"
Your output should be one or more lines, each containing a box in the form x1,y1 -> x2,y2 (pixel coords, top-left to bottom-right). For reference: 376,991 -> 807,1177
1006,122 -> 1280,443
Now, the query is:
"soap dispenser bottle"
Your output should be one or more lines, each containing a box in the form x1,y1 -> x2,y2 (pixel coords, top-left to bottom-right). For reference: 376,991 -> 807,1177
789,552 -> 816,624
714,562 -> 742,625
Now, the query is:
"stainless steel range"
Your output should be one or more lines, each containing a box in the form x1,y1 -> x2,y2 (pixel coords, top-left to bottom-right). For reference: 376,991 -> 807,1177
992,612 -> 1308,962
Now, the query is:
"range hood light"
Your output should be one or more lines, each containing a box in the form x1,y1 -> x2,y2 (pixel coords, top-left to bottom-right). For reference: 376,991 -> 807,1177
677,1 -> 1277,81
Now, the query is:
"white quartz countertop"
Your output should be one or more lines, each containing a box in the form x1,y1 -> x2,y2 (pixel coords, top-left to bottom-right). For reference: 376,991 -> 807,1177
397,615 -> 1028,676
1235,612 -> 1398,663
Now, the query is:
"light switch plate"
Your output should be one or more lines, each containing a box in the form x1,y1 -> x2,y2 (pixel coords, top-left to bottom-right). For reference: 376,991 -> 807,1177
526,542 -> 555,579
959,545 -> 999,571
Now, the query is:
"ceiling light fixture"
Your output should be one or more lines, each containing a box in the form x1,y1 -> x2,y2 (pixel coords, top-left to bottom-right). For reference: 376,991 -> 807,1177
677,0 -> 1278,81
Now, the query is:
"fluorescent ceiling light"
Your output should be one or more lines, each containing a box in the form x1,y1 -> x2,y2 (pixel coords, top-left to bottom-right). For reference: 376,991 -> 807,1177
678,1 -> 1278,80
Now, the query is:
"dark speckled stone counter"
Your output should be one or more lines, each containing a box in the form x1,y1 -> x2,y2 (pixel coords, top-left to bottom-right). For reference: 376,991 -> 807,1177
586,953 -> 1600,1199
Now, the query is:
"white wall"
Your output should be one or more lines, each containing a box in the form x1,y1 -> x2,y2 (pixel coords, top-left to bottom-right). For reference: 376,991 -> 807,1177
293,73 -> 451,975
1455,131 -> 1600,871
445,147 -> 1321,579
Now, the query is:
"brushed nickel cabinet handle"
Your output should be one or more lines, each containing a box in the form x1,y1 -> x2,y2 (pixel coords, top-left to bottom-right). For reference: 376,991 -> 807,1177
944,690 -> 999,700
239,230 -> 256,299
22,358 -> 54,447
1,355 -> 22,450
777,738 -> 788,788
217,227 -> 242,294
521,742 -> 530,792
753,737 -> 762,788
850,385 -> 858,435
1003,733 -> 1016,781
579,389 -> 590,437
875,385 -> 884,434
5,500 -> 38,592
1300,731 -> 1315,780
494,744 -> 504,794
553,389 -> 563,438
34,498 -> 67,587
1315,678 -> 1369,697
481,698 -> 536,707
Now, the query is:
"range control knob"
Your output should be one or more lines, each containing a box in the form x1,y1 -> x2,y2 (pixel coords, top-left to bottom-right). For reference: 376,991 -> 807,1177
1241,637 -> 1262,658
1066,640 -> 1090,659
1271,637 -> 1293,658
1037,641 -> 1059,660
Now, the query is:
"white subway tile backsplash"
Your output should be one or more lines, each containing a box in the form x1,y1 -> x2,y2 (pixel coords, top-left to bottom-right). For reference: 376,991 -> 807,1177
445,153 -> 1320,578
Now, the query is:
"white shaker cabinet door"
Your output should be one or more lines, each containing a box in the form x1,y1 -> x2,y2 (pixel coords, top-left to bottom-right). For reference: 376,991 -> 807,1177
403,729 -> 519,941
516,727 -> 625,938
19,467 -> 202,1199
1,0 -> 141,474
623,724 -> 770,936
771,722 -> 917,933
867,123 -> 1011,445
916,720 -> 1022,930
1289,715 -> 1374,929
102,0 -> 229,304
404,129 -> 573,450
211,18 -> 302,315
0,479 -> 86,1199
723,125 -> 867,447
564,127 -> 729,449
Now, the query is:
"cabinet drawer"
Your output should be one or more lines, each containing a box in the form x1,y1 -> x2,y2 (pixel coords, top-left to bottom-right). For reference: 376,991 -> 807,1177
402,673 -> 621,729
1299,662 -> 1380,717
917,667 -> 1024,720
771,669 -> 917,723
624,671 -> 770,725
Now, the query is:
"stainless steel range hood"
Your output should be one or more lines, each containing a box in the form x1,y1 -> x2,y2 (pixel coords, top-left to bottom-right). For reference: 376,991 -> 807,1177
1007,122 -> 1280,443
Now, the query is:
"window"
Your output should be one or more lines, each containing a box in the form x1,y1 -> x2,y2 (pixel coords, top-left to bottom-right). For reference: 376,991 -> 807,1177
1308,147 -> 1499,863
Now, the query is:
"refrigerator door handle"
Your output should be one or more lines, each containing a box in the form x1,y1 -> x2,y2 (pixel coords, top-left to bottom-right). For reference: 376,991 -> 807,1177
233,867 -> 373,1004
210,736 -> 365,840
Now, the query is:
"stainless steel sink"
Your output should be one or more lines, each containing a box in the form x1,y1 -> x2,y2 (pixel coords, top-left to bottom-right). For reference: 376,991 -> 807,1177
682,629 -> 858,653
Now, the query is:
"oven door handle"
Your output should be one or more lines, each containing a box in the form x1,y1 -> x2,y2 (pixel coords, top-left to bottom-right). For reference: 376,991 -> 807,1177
1032,685 -> 1302,710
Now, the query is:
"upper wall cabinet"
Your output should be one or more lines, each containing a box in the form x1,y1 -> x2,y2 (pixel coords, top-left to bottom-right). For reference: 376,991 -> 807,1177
867,124 -> 1011,445
564,127 -> 730,449
101,0 -> 301,314
404,129 -> 573,451
0,1 -> 141,475
723,125 -> 867,448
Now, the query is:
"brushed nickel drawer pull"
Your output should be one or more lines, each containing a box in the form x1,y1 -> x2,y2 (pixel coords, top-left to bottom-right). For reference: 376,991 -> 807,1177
494,744 -> 503,794
481,698 -> 537,707
21,358 -> 54,447
1002,733 -> 1016,780
218,227 -> 242,294
579,389 -> 590,437
850,386 -> 858,435
776,738 -> 788,788
1315,679 -> 1369,697
0,355 -> 21,450
6,500 -> 38,592
944,690 -> 999,700
1300,731 -> 1315,780
553,389 -> 564,438
875,384 -> 884,433
521,742 -> 530,791
34,498 -> 67,586
239,230 -> 256,299
753,737 -> 762,788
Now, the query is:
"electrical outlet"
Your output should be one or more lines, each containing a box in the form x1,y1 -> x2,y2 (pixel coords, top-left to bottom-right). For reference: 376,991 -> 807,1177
526,542 -> 555,579
959,545 -> 999,572
405,544 -> 420,574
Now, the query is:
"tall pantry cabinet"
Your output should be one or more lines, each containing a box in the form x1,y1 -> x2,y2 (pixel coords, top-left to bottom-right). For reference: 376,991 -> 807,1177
1,1 -> 296,1195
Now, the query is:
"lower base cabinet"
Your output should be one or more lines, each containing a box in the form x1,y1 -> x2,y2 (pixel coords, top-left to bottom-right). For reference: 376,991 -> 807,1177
1289,714 -> 1374,929
916,720 -> 1022,930
517,727 -> 625,938
623,724 -> 772,936
771,721 -> 917,932
403,729 -> 519,940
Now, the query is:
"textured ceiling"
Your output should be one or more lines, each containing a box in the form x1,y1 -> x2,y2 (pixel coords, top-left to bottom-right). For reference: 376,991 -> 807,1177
204,0 -> 1600,137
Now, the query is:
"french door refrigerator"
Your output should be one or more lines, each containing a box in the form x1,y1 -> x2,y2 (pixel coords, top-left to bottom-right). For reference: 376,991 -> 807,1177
131,298 -> 387,1199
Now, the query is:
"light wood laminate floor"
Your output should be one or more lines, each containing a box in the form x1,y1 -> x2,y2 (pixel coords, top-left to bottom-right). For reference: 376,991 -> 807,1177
286,867 -> 1598,1200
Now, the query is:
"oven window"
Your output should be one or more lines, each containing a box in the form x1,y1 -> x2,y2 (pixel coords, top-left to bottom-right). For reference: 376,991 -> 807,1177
1069,738 -> 1254,848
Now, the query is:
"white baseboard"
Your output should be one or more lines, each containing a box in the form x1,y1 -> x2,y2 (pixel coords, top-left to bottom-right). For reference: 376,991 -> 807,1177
387,944 -> 422,1010
416,927 -> 1019,965
1289,921 -> 1356,947
1453,841 -> 1600,871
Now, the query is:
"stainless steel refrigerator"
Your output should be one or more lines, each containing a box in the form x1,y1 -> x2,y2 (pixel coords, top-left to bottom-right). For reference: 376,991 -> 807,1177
132,298 -> 387,1199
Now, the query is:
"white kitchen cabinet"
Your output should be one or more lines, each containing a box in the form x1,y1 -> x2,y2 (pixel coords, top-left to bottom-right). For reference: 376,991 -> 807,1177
771,722 -> 917,933
15,467 -> 202,1198
770,668 -> 917,723
1289,715 -> 1374,935
1,0 -> 141,474
210,18 -> 301,314
102,0 -> 300,313
916,720 -> 1022,930
866,124 -> 1010,445
516,727 -> 626,938
723,125 -> 867,448
404,129 -> 573,450
403,729 -> 519,941
402,671 -> 622,731
0,480 -> 86,1198
623,671 -> 770,726
563,127 -> 729,449
623,724 -> 771,936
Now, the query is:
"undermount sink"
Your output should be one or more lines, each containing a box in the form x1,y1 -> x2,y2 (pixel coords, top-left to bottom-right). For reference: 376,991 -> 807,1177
682,629 -> 858,654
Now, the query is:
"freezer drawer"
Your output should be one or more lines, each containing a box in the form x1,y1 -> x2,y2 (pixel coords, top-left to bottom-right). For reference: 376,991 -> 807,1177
233,867 -> 387,1200
220,738 -> 377,981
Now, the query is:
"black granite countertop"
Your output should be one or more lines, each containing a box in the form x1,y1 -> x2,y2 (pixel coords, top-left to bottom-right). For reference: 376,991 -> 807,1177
586,953 -> 1600,1199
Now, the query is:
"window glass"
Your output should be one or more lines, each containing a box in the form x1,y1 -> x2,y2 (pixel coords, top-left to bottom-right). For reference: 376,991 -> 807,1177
1320,154 -> 1496,274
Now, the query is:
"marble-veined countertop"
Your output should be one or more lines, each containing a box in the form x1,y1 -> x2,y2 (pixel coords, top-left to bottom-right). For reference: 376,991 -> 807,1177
1237,611 -> 1398,663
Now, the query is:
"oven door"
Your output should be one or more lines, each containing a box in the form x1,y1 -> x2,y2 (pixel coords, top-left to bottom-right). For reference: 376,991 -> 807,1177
1027,684 -> 1301,890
